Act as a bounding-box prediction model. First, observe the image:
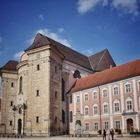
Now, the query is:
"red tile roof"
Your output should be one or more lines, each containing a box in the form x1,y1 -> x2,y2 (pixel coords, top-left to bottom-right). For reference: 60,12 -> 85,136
71,59 -> 140,93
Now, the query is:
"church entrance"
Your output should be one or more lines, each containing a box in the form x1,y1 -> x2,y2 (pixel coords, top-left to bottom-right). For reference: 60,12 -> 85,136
18,119 -> 22,134
127,118 -> 133,133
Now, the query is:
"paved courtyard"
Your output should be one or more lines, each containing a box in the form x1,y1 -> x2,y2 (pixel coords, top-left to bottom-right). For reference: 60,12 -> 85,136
0,136 -> 140,140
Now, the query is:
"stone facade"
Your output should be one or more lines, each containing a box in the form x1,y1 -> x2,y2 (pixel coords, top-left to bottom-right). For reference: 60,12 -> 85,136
0,33 -> 116,136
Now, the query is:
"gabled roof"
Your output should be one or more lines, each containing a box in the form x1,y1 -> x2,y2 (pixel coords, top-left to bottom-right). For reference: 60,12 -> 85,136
25,33 -> 116,71
0,60 -> 18,71
25,33 -> 92,70
89,49 -> 116,71
71,59 -> 140,93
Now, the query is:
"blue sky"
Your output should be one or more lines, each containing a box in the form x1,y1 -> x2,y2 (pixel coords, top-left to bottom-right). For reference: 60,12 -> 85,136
0,0 -> 140,67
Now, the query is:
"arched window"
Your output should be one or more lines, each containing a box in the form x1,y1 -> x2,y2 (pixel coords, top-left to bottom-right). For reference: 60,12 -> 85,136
62,78 -> 65,101
113,86 -> 119,96
19,76 -> 23,94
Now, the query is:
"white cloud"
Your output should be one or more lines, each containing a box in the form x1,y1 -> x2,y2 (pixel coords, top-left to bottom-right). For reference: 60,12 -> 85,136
77,0 -> 102,14
77,0 -> 139,15
36,28 -> 71,47
39,14 -> 44,21
58,27 -> 64,33
111,0 -> 139,15
14,51 -> 24,61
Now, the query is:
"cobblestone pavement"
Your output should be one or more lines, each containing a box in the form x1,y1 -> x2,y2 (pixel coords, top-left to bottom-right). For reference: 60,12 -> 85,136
0,136 -> 140,140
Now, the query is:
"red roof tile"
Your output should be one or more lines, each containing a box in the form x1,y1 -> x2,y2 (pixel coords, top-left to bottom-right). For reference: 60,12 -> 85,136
71,59 -> 140,93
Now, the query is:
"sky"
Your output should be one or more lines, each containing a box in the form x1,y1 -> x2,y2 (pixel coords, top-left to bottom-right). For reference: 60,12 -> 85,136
0,0 -> 140,67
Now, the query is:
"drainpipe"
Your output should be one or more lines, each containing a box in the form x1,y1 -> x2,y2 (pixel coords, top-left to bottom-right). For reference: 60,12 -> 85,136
98,86 -> 102,132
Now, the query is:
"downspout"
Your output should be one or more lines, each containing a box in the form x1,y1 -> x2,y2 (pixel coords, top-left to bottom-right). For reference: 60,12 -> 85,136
98,86 -> 102,132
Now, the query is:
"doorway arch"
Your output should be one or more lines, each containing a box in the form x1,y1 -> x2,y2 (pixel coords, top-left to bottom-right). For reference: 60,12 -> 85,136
75,120 -> 81,134
18,119 -> 22,134
127,118 -> 133,133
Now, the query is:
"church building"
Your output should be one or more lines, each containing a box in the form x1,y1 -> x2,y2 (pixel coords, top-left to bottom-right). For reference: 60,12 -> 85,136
0,33 -> 138,136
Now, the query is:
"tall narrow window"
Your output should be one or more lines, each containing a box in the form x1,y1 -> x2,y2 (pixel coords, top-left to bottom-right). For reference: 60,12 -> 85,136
103,104 -> 108,114
70,95 -> 72,103
114,87 -> 119,96
94,123 -> 98,130
115,121 -> 121,129
62,110 -> 65,124
9,121 -> 13,126
127,100 -> 132,110
62,78 -> 65,101
104,122 -> 109,130
36,116 -> 39,123
114,102 -> 120,112
94,106 -> 98,115
10,101 -> 13,106
76,95 -> 80,102
85,107 -> 89,115
37,64 -> 40,71
11,82 -> 14,87
85,94 -> 88,101
54,116 -> 57,124
93,92 -> 97,100
36,90 -> 40,96
19,76 -> 23,94
103,89 -> 108,97
125,84 -> 131,93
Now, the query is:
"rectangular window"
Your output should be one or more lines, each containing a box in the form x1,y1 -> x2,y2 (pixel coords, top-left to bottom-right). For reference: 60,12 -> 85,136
11,82 -> 14,87
103,90 -> 108,97
94,123 -> 98,131
93,92 -> 97,100
127,101 -> 132,110
94,106 -> 98,114
114,87 -> 119,95
85,107 -> 89,115
85,123 -> 89,131
37,64 -> 40,71
115,121 -> 121,129
10,101 -> 13,106
125,84 -> 131,93
36,116 -> 39,123
76,95 -> 80,103
104,122 -> 109,130
85,94 -> 88,101
70,111 -> 73,122
103,104 -> 108,114
36,90 -> 40,96
9,121 -> 12,126
76,108 -> 80,114
70,95 -> 72,103
114,103 -> 120,112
